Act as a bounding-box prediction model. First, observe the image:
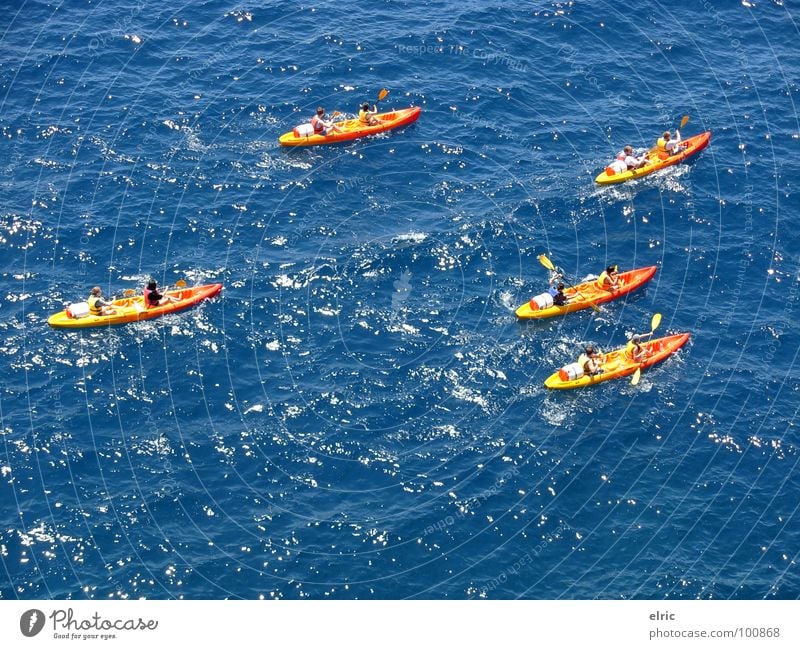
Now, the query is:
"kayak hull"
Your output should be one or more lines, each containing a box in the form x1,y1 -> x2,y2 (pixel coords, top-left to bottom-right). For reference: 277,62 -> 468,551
48,283 -> 222,329
515,266 -> 657,319
544,333 -> 690,389
278,106 -> 421,146
595,131 -> 711,185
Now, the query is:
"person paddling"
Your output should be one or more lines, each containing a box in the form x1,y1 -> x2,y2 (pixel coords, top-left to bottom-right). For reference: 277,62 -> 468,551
311,107 -> 342,136
358,102 -> 381,126
627,315 -> 660,363
656,130 -> 686,156
626,335 -> 647,363
87,286 -> 116,316
144,279 -> 179,307
622,145 -> 648,169
597,265 -> 620,292
578,345 -> 604,376
552,283 -> 569,306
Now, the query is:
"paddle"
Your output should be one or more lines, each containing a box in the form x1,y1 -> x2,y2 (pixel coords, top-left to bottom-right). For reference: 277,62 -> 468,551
630,313 -> 662,385
377,88 -> 389,102
650,312 -> 662,333
537,254 -> 601,313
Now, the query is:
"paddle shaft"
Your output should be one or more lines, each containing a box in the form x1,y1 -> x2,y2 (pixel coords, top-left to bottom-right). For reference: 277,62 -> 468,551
631,313 -> 662,385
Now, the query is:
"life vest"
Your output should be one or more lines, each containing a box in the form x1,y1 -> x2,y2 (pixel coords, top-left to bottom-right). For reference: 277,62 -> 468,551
87,294 -> 103,315
656,137 -> 668,152
577,353 -> 591,371
358,109 -> 369,124
311,114 -> 324,133
143,287 -> 155,309
627,341 -> 646,361
597,268 -> 618,290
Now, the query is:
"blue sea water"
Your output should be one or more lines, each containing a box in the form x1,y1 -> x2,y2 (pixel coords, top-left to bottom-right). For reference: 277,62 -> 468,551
0,0 -> 799,600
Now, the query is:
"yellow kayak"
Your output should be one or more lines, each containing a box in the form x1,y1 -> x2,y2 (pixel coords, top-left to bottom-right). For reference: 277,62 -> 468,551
48,283 -> 222,329
544,333 -> 690,389
515,266 -> 657,319
595,132 -> 711,185
278,107 -> 421,146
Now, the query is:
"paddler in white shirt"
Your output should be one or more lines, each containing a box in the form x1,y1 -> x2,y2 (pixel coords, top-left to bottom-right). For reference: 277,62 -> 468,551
621,145 -> 648,169
656,130 -> 687,156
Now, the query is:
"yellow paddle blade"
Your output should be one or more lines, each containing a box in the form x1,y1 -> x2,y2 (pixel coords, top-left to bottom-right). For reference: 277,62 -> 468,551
378,88 -> 389,101
631,367 -> 641,386
175,279 -> 187,288
537,254 -> 555,271
680,115 -> 689,129
651,312 -> 661,332
123,289 -> 136,297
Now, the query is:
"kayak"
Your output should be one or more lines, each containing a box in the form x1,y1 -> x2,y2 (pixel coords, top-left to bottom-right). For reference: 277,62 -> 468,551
544,333 -> 690,389
515,266 -> 657,319
595,131 -> 711,185
48,283 -> 222,329
278,106 -> 421,146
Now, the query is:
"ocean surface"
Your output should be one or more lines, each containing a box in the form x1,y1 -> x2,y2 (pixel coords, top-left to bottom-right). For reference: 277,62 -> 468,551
1,0 -> 799,600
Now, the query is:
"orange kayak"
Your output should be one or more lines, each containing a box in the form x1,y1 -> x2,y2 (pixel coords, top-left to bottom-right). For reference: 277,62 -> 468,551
515,266 -> 657,319
48,283 -> 222,329
278,107 -> 421,146
595,131 -> 711,185
544,333 -> 690,389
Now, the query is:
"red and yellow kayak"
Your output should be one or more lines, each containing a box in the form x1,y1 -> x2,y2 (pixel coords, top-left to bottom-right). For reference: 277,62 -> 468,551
515,266 -> 657,319
48,283 -> 222,329
278,106 -> 421,146
595,131 -> 711,185
544,333 -> 690,389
